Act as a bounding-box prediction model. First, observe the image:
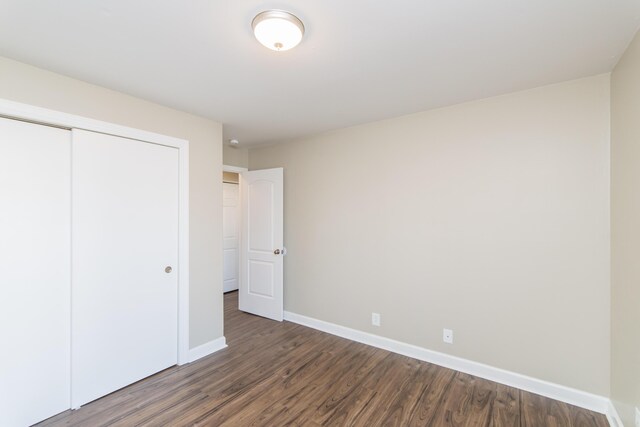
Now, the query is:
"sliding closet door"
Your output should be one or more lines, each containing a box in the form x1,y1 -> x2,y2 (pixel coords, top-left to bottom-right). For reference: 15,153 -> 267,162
71,130 -> 179,408
0,117 -> 71,426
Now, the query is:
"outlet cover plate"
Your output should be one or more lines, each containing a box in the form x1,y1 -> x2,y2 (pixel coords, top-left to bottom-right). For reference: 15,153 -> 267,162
371,313 -> 381,327
443,328 -> 453,344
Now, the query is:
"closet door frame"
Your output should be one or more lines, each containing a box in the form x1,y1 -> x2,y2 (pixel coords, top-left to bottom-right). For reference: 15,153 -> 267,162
0,98 -> 191,365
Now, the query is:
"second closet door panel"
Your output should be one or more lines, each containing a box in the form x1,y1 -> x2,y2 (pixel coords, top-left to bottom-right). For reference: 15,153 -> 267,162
71,130 -> 179,408
0,117 -> 71,427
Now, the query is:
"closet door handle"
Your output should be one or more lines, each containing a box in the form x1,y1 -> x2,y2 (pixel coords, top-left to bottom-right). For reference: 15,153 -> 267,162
273,249 -> 281,255
165,266 -> 172,273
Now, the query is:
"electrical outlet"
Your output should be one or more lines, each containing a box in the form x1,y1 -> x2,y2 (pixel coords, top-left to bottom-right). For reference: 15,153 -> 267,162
635,406 -> 640,427
371,312 -> 381,327
443,328 -> 453,344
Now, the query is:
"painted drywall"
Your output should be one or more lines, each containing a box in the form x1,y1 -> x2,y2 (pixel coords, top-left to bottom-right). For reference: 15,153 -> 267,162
223,144 -> 249,168
0,57 -> 223,349
250,75 -> 611,395
611,29 -> 640,426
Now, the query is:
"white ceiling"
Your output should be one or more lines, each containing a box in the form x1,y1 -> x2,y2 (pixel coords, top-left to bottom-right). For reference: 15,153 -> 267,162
0,1 -> 639,146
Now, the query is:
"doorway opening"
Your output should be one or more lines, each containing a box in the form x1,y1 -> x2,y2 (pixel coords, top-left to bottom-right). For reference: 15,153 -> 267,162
222,165 -> 246,298
222,166 -> 284,322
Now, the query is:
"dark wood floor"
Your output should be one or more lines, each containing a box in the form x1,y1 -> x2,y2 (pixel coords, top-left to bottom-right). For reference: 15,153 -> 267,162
38,291 -> 609,426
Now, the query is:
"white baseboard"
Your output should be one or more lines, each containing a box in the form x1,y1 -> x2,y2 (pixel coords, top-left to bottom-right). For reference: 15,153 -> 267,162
284,311 -> 611,416
606,400 -> 624,427
187,336 -> 227,363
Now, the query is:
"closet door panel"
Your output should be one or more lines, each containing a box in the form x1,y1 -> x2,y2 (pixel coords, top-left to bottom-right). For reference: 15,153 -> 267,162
71,130 -> 179,408
0,117 -> 71,426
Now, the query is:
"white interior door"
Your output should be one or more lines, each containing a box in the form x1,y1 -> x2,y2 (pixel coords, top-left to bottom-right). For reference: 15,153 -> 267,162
0,117 -> 71,426
71,129 -> 179,408
239,168 -> 284,321
223,182 -> 240,292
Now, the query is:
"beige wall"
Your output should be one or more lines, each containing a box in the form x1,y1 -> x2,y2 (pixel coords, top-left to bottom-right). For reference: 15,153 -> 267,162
250,74 -> 611,395
0,57 -> 223,349
611,30 -> 640,425
223,144 -> 249,168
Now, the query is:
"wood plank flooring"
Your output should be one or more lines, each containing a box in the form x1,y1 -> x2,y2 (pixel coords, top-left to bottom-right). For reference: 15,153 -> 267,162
37,291 -> 609,426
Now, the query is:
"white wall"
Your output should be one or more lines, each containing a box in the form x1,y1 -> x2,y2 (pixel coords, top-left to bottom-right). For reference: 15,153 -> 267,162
250,74 -> 611,395
0,56 -> 223,349
611,29 -> 640,426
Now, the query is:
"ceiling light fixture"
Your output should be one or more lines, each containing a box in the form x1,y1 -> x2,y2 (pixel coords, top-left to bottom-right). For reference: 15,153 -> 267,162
252,10 -> 305,51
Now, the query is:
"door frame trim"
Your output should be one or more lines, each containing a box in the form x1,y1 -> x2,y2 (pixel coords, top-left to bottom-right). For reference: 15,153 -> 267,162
223,165 -> 248,173
0,98 -> 191,365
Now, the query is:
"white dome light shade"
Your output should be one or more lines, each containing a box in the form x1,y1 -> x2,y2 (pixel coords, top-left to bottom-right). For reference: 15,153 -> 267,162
252,10 -> 305,51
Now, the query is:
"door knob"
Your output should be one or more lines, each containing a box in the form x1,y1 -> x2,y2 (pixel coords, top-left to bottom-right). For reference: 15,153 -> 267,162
165,266 -> 172,273
273,249 -> 281,255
